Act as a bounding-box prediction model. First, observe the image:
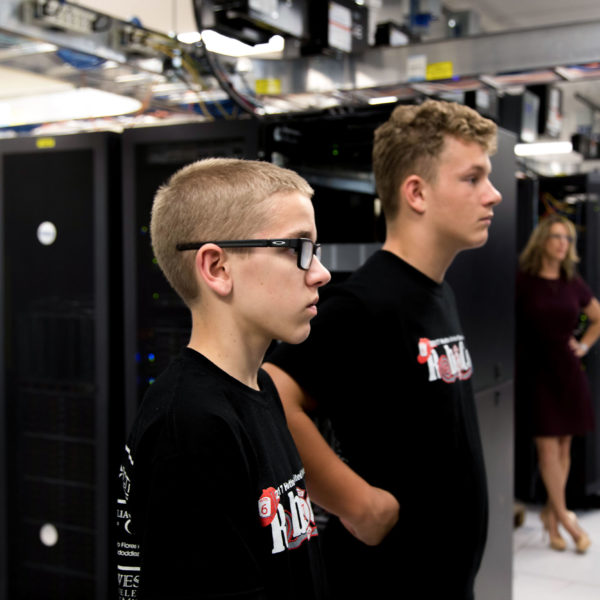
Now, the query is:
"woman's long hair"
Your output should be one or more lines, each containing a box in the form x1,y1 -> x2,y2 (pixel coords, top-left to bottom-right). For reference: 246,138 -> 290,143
518,214 -> 580,279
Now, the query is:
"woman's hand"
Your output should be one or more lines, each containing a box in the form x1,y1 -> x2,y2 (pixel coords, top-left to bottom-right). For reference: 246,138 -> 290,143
568,337 -> 589,357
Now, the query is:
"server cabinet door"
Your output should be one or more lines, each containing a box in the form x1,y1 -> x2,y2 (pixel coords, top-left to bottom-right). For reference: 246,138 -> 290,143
0,133 -> 121,600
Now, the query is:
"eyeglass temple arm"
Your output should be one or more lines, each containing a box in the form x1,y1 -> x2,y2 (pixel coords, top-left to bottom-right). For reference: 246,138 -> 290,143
176,239 -> 278,251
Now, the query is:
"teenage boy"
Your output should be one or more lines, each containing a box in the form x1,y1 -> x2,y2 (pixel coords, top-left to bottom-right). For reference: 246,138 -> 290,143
116,158 -> 331,599
264,99 -> 502,600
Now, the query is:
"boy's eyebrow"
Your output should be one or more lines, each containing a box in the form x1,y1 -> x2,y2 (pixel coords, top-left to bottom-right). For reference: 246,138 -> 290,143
463,163 -> 491,175
284,229 -> 315,240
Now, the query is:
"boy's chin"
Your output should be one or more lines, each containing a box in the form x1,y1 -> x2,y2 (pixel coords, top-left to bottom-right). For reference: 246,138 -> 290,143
279,326 -> 311,346
463,231 -> 489,251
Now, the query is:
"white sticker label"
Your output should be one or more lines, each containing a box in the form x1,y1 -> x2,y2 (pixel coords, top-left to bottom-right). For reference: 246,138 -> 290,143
407,54 -> 427,82
329,2 -> 352,53
37,221 -> 57,246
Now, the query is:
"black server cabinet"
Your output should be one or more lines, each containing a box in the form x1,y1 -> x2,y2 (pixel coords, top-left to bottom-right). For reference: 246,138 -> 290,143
0,132 -> 122,600
121,119 -> 259,431
582,175 -> 600,497
261,109 -> 390,279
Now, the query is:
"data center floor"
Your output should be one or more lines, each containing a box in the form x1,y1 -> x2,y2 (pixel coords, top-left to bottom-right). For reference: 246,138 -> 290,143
513,504 -> 600,599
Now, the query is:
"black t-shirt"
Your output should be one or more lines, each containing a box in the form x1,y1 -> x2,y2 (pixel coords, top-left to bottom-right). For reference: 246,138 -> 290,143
116,348 -> 327,599
267,250 -> 488,600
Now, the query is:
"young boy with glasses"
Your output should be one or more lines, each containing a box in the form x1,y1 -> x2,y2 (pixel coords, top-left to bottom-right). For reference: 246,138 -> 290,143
264,99 -> 502,600
116,158 -> 331,599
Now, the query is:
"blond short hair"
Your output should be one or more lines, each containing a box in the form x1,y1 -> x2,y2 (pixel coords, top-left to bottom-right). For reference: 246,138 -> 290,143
372,99 -> 498,221
519,214 -> 580,280
150,157 -> 313,305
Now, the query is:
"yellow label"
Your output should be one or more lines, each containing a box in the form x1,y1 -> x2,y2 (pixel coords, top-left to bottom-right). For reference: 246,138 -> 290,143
36,138 -> 56,149
255,78 -> 281,95
426,61 -> 453,81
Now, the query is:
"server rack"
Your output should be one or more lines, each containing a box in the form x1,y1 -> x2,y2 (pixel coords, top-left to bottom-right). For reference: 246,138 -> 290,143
120,119 -> 259,431
262,108 -> 390,278
0,132 -> 122,600
582,175 -> 600,497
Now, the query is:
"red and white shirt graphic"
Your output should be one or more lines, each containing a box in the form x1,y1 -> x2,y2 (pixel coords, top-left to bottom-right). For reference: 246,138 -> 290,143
258,471 -> 318,554
416,335 -> 473,383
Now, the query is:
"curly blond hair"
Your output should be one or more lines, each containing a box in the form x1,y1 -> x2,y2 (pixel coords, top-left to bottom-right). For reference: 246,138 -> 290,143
372,99 -> 498,221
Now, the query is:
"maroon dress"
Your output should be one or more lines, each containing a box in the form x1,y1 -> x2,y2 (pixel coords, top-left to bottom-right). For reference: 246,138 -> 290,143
515,270 -> 595,436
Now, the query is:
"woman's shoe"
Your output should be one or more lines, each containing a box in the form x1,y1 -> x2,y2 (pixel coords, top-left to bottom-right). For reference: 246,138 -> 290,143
567,512 -> 591,554
540,508 -> 567,551
549,533 -> 567,551
575,531 -> 591,554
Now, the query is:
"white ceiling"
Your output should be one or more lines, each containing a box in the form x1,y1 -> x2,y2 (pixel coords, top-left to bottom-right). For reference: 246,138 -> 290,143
3,0 -> 600,122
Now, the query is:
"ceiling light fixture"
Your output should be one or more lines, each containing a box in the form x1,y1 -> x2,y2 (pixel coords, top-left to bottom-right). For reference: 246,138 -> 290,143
0,87 -> 142,127
368,96 -> 399,105
175,29 -> 287,57
514,141 -> 573,157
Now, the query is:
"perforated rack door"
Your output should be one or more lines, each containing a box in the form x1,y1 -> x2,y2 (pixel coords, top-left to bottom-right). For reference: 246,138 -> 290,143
0,132 -> 122,600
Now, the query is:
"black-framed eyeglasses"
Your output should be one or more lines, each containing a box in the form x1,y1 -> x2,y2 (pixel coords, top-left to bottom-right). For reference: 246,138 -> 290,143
176,238 -> 322,271
547,233 -> 574,243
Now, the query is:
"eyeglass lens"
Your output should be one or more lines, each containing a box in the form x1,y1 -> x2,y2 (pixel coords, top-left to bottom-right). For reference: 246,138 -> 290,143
548,233 -> 573,242
299,240 -> 321,270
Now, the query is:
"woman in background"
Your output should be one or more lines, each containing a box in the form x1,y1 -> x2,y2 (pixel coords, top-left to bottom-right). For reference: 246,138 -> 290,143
516,214 -> 600,554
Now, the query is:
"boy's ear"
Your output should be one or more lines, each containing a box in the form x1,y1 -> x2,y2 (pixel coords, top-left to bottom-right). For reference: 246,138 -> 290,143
195,245 -> 233,296
402,175 -> 427,214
